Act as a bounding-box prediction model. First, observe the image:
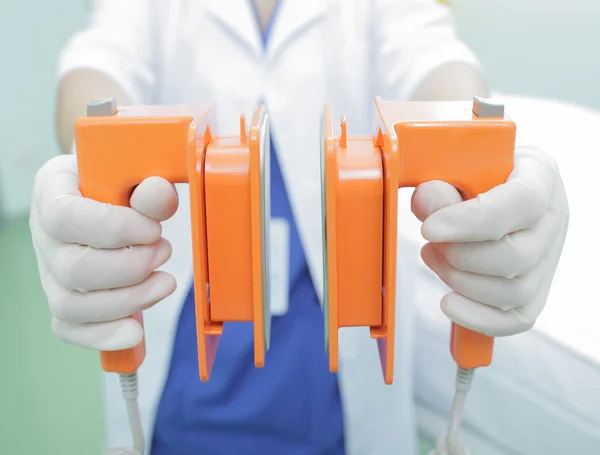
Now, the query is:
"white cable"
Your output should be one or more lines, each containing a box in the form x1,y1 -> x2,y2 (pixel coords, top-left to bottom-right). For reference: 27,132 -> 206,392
103,373 -> 145,455
447,367 -> 473,455
120,372 -> 145,455
103,449 -> 141,455
429,367 -> 474,455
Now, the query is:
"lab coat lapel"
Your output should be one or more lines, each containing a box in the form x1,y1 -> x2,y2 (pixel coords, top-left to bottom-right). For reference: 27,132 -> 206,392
203,0 -> 263,59
266,0 -> 329,61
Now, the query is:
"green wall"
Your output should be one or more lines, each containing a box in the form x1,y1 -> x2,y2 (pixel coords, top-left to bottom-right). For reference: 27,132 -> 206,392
453,0 -> 600,111
0,217 -> 104,454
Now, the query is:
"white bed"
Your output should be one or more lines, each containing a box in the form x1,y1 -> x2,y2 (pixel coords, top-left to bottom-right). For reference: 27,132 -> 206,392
411,92 -> 600,454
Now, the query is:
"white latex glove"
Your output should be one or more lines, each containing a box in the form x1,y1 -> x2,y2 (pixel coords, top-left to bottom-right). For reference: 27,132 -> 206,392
30,154 -> 179,350
411,146 -> 569,337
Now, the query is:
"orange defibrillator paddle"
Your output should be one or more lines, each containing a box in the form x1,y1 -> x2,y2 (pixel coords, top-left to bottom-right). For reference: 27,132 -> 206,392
74,99 -> 271,381
321,97 -> 516,384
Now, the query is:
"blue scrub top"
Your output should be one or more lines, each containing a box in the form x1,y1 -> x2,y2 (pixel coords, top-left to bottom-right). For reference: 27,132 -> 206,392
150,6 -> 345,454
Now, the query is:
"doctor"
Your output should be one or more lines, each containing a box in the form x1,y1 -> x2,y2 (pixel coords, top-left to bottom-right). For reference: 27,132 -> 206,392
30,0 -> 568,454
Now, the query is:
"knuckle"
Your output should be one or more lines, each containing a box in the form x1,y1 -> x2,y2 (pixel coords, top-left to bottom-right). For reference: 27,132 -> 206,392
48,290 -> 77,322
160,238 -> 173,263
47,292 -> 68,321
38,196 -> 74,242
41,206 -> 66,240
104,205 -> 130,247
520,145 -> 557,170
29,212 -> 42,247
51,317 -> 67,340
129,246 -> 156,282
517,182 -> 546,218
32,169 -> 44,197
439,244 -> 459,269
54,262 -> 79,290
494,296 -> 516,311
512,276 -> 537,308
54,248 -> 91,291
537,147 -> 559,172
511,249 -> 530,274
33,162 -> 71,238
32,158 -> 56,190
516,311 -> 537,333
505,238 -> 535,278
476,197 -> 505,240
562,199 -> 570,227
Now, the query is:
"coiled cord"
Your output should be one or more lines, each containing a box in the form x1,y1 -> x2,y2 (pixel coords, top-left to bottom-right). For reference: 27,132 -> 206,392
428,367 -> 474,455
102,372 -> 145,455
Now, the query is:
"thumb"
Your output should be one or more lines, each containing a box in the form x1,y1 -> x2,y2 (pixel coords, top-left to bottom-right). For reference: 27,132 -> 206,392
411,180 -> 463,222
130,177 -> 179,222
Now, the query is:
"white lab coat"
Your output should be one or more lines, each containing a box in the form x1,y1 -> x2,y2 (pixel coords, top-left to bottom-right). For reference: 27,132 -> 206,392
57,1 -> 600,454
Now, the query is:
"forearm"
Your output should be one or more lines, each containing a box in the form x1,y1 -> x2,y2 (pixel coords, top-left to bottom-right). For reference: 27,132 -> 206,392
55,70 -> 130,154
410,61 -> 488,102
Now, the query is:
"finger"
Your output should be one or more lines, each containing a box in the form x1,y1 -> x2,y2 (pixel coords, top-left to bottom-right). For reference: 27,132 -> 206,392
47,271 -> 176,324
52,316 -> 144,351
433,209 -> 559,278
411,181 -> 463,222
33,156 -> 161,248
422,147 -> 557,242
130,177 -> 179,222
421,242 -> 547,311
41,235 -> 172,291
440,291 -> 547,337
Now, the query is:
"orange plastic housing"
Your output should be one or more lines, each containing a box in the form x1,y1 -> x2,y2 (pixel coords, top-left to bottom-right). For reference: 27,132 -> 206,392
74,102 -> 270,380
322,97 -> 516,384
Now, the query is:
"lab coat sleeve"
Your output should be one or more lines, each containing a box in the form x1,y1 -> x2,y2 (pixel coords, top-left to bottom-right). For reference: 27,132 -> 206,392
56,0 -> 157,104
373,0 -> 481,101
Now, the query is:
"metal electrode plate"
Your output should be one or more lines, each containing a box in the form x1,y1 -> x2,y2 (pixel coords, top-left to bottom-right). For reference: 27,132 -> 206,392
320,112 -> 329,353
260,113 -> 271,352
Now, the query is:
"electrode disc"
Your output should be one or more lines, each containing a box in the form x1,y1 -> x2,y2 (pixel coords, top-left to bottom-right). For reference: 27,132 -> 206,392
259,112 -> 271,352
319,112 -> 329,354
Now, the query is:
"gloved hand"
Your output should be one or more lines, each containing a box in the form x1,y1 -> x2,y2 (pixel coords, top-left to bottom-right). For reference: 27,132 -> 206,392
411,146 -> 569,337
30,154 -> 179,350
